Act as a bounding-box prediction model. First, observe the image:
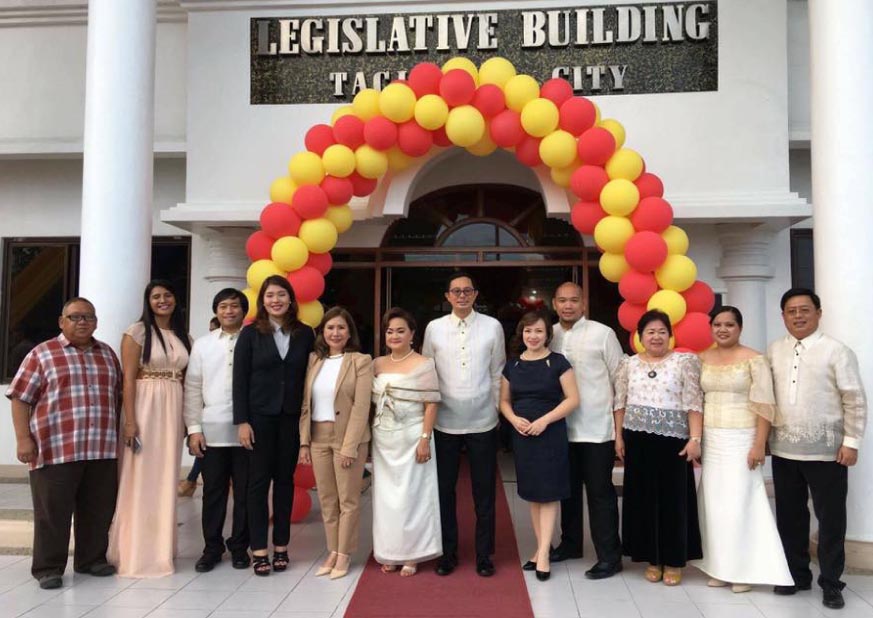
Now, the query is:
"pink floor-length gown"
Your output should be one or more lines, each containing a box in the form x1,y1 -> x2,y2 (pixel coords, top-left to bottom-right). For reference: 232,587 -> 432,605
108,322 -> 189,577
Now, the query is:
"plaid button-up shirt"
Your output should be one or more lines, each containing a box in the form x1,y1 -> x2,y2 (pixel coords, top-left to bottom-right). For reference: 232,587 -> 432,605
5,334 -> 122,470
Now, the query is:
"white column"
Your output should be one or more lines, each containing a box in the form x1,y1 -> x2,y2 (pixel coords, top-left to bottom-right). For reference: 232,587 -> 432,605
716,224 -> 774,352
809,0 -> 873,565
204,228 -> 250,292
79,0 -> 156,351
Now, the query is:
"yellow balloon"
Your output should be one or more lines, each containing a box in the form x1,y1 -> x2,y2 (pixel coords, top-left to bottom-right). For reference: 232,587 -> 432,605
605,148 -> 644,181
414,94 -> 449,130
288,151 -> 324,186
298,218 -> 339,254
550,159 -> 582,187
445,105 -> 486,148
599,179 -> 640,216
647,289 -> 687,325
594,102 -> 602,124
324,204 -> 354,233
539,130 -> 577,168
321,144 -> 356,178
242,287 -> 257,321
352,89 -> 380,122
662,225 -> 690,255
297,300 -> 324,328
478,57 -> 517,87
599,118 -> 626,148
246,259 -> 284,292
504,75 -> 540,112
521,98 -> 559,138
386,147 -> 413,171
271,236 -> 310,272
593,216 -> 635,253
379,83 -> 417,123
354,145 -> 388,179
331,105 -> 355,125
655,254 -> 698,292
598,252 -> 630,283
441,57 -> 479,85
467,132 -> 498,157
269,176 -> 297,203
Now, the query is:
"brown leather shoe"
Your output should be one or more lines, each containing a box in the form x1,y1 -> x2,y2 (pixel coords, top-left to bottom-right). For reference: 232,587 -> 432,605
177,479 -> 197,497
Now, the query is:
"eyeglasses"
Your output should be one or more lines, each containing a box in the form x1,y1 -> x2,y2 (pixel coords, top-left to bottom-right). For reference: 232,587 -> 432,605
65,314 -> 97,323
783,307 -> 816,317
448,287 -> 476,297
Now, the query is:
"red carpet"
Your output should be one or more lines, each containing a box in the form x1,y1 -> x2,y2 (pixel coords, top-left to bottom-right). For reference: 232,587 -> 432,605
344,456 -> 534,618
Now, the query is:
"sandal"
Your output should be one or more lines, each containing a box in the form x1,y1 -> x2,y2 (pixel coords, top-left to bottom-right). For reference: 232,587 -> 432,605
272,550 -> 289,572
253,554 -> 271,576
644,565 -> 663,582
400,564 -> 417,577
380,564 -> 398,573
663,567 -> 682,586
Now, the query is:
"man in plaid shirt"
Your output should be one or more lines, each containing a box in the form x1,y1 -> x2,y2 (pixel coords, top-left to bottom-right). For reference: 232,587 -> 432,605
6,297 -> 122,589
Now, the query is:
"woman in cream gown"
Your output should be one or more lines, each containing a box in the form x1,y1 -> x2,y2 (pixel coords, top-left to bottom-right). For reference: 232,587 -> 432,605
692,306 -> 792,592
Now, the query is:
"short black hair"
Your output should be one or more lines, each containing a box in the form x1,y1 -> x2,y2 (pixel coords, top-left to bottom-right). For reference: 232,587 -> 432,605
446,271 -> 477,291
382,306 -> 417,333
710,305 -> 743,328
637,309 -> 673,338
212,288 -> 249,315
780,287 -> 821,311
62,297 -> 95,314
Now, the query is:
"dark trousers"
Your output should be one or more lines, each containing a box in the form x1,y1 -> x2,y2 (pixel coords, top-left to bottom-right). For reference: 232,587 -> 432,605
772,455 -> 848,591
434,428 -> 497,561
201,446 -> 249,558
247,414 -> 300,551
559,441 -> 621,563
29,458 -> 117,579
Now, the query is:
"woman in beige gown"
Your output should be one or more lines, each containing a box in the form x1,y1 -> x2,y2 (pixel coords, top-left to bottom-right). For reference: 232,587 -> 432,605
109,280 -> 191,577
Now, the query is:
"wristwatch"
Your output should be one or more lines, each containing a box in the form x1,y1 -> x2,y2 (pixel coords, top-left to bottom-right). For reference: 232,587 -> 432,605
420,432 -> 430,440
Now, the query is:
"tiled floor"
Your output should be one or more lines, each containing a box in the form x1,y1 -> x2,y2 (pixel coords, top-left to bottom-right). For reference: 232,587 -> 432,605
0,460 -> 872,618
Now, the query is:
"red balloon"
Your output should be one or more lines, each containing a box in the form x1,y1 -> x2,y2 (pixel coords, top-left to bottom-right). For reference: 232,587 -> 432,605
260,203 -> 302,239
287,265 -> 325,303
397,120 -> 433,157
291,185 -> 329,220
439,69 -> 476,107
320,176 -> 354,206
246,230 -> 275,261
306,251 -> 333,276
577,127 -> 616,165
349,172 -> 378,197
630,197 -> 674,233
619,270 -> 660,304
472,84 -> 506,118
332,115 -> 365,149
363,116 -> 398,151
515,135 -> 543,167
407,62 -> 443,98
624,231 -> 669,272
489,109 -> 525,148
635,172 -> 664,199
570,201 -> 607,236
293,463 -> 316,489
570,165 -> 609,201
290,486 -> 312,523
674,312 -> 714,351
682,280 -> 716,314
432,126 -> 452,147
559,97 -> 597,136
540,78 -> 574,107
618,301 -> 647,333
305,124 -> 335,155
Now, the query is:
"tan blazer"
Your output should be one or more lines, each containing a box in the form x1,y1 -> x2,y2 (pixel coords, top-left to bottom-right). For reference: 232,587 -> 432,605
300,351 -> 373,458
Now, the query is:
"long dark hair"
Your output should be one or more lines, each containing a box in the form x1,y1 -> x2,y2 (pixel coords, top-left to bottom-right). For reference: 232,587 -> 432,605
509,311 -> 552,357
314,306 -> 361,358
254,275 -> 303,336
139,279 -> 190,364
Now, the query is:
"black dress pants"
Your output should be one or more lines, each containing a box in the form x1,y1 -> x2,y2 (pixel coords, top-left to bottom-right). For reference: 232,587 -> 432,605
29,459 -> 117,579
772,455 -> 848,591
559,441 -> 622,563
200,446 -> 249,558
435,428 -> 497,561
247,414 -> 300,551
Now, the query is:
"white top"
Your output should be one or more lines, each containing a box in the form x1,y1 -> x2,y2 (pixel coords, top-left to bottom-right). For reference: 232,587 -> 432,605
311,355 -> 343,422
422,310 -> 506,434
767,330 -> 867,460
551,318 -> 624,443
272,320 -> 290,359
183,328 -> 241,447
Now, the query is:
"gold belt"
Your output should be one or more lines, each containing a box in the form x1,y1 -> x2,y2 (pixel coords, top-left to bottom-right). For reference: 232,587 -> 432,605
137,369 -> 183,381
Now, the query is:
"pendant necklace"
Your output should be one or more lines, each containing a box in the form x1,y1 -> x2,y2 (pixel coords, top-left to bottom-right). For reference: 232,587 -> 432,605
642,353 -> 669,379
390,349 -> 414,362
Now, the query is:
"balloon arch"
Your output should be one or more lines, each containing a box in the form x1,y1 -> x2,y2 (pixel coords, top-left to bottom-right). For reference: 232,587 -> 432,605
243,56 -> 716,352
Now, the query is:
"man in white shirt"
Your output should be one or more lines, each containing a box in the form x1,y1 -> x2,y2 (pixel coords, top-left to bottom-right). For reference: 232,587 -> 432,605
549,282 -> 624,579
422,272 -> 506,578
768,288 -> 867,610
184,289 -> 251,573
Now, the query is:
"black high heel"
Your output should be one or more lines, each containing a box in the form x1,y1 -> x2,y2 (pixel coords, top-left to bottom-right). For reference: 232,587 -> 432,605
522,561 -> 536,571
272,550 -> 289,572
536,569 -> 551,581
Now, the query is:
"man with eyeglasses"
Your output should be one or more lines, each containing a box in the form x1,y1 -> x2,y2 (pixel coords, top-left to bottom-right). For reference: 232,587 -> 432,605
423,272 -> 506,578
5,298 -> 122,589
767,288 -> 867,610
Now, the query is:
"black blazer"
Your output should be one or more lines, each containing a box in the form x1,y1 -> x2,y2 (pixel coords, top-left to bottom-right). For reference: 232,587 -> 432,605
233,323 -> 315,424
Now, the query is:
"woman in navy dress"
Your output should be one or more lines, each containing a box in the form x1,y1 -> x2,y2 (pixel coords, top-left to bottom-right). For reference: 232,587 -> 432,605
500,311 -> 579,582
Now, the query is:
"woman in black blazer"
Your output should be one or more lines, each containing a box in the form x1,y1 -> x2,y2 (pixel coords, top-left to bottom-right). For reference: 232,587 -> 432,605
234,275 -> 315,576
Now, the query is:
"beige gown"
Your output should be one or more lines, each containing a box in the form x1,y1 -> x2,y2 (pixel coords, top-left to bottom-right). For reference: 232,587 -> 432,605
108,322 -> 189,577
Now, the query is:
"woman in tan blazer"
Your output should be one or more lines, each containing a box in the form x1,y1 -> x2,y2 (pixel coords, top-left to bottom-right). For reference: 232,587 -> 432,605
299,306 -> 373,580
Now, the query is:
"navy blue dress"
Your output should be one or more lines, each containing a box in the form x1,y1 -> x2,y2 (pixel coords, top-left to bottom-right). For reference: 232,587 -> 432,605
502,352 -> 572,503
